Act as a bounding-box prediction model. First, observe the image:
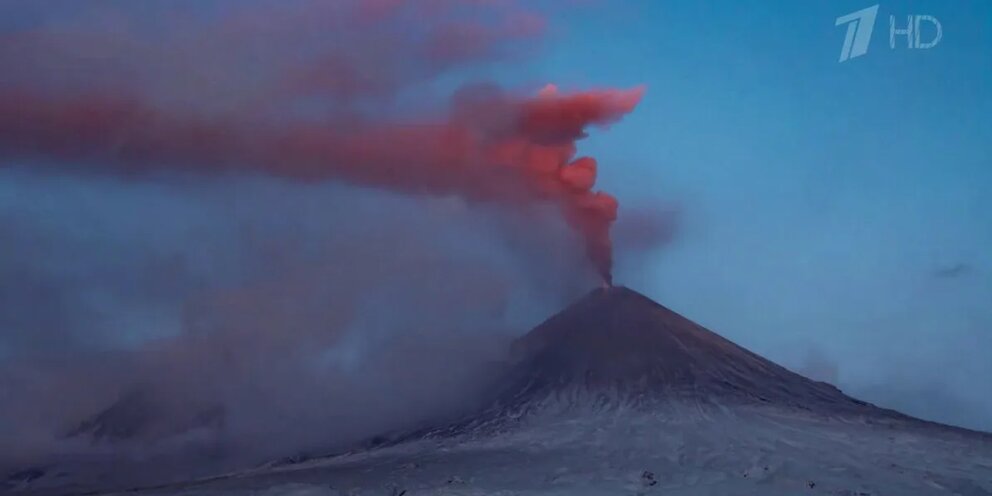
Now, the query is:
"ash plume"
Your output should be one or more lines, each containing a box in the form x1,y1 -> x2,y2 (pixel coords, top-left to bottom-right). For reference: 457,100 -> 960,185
0,0 -> 645,283
0,175 -> 592,466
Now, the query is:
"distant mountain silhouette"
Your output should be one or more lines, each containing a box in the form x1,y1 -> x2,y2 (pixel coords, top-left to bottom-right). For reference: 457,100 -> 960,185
66,388 -> 225,443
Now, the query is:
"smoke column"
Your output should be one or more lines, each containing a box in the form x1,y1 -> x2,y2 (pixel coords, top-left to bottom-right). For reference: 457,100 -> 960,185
0,84 -> 642,282
0,1 -> 648,283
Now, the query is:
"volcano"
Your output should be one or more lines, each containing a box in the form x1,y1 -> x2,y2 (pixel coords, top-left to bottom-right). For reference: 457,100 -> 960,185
11,287 -> 992,496
494,285 -> 870,410
405,286 -> 909,441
